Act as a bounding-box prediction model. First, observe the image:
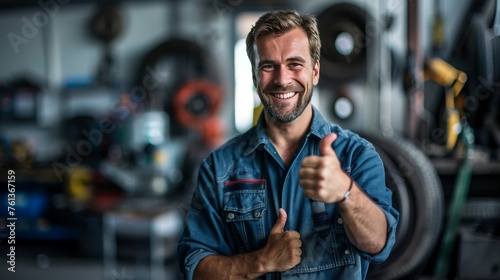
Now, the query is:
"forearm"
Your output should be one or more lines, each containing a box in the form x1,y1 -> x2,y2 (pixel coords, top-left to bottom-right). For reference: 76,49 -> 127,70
194,251 -> 267,280
338,182 -> 388,254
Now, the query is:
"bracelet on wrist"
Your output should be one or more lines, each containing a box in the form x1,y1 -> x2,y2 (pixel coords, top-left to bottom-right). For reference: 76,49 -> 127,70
339,177 -> 353,203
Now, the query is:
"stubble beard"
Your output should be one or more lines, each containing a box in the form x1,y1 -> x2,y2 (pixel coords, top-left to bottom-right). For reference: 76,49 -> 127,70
259,84 -> 312,124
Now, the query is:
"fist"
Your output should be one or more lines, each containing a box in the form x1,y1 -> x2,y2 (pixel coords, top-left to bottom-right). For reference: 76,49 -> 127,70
261,208 -> 302,272
299,133 -> 351,203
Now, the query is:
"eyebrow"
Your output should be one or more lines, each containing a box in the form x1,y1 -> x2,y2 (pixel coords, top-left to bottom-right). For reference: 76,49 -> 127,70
257,56 -> 307,68
287,56 -> 307,63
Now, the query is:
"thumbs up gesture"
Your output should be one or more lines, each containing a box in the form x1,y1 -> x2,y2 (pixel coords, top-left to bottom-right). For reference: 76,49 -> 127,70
260,208 -> 302,272
299,133 -> 351,203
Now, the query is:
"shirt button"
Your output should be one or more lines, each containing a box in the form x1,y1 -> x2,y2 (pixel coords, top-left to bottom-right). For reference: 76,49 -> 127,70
254,211 -> 261,218
337,217 -> 343,224
344,249 -> 350,255
227,213 -> 235,220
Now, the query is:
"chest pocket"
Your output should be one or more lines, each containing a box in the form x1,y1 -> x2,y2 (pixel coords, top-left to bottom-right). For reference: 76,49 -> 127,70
223,179 -> 267,251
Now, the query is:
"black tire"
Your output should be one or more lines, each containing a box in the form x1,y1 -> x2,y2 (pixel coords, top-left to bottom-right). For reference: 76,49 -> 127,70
136,38 -> 219,136
375,146 -> 411,256
362,133 -> 444,280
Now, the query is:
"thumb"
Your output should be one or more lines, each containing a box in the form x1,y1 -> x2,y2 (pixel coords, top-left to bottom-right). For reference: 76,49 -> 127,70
270,208 -> 287,233
320,133 -> 338,157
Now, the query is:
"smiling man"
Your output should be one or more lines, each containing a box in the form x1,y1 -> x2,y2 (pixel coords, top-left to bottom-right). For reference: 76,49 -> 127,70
177,10 -> 399,279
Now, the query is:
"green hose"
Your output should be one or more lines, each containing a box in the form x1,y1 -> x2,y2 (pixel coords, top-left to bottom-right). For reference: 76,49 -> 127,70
434,124 -> 474,278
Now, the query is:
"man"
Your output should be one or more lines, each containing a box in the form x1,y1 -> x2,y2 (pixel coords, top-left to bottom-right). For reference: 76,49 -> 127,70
177,10 -> 399,279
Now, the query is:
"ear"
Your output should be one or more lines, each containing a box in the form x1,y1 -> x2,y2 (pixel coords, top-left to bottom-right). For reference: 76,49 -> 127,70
312,60 -> 320,86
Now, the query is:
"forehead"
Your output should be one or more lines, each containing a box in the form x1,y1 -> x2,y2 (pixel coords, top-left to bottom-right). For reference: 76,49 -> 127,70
254,27 -> 311,61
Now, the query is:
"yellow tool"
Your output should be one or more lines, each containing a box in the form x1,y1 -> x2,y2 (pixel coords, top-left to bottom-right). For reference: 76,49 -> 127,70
67,167 -> 93,204
424,58 -> 467,151
253,103 -> 263,127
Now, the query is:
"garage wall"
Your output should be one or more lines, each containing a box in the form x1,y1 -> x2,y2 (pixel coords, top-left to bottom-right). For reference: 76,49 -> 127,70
0,0 -> 234,161
0,0 -> 476,159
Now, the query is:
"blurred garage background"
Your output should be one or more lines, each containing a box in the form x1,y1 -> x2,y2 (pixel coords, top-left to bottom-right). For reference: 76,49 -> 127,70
0,0 -> 499,279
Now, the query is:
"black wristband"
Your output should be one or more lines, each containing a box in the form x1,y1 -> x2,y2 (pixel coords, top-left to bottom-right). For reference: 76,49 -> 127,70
339,177 -> 353,203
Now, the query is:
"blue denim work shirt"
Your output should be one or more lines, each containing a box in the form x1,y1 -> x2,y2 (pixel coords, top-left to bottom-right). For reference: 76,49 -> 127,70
177,106 -> 399,279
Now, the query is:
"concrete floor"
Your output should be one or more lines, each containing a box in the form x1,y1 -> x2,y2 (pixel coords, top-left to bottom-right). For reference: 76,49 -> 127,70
0,240 -> 181,280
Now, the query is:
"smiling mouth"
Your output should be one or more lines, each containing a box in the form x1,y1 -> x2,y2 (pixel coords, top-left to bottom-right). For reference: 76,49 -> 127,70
271,92 -> 297,99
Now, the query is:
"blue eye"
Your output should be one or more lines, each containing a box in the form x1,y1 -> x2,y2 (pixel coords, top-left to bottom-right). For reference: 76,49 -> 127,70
260,64 -> 274,71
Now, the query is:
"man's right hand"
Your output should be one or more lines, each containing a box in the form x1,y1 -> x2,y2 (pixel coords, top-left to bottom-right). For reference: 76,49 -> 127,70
193,208 -> 302,279
260,208 -> 302,272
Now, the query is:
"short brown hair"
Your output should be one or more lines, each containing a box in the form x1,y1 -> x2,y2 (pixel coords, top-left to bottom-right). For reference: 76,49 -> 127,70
245,10 -> 321,73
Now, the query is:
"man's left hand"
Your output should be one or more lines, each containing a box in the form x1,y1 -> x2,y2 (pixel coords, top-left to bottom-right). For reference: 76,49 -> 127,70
299,133 -> 351,203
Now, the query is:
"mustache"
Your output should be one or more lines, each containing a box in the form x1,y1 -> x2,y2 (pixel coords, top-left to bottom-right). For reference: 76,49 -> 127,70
262,84 -> 304,93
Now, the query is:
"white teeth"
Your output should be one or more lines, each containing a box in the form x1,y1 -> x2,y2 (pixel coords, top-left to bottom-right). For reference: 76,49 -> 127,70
274,92 -> 296,99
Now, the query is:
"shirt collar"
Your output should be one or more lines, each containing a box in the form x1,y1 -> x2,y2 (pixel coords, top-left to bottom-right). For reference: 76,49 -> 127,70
243,105 -> 332,156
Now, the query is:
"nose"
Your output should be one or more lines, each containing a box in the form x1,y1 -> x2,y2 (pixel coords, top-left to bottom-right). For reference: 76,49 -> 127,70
273,66 -> 292,87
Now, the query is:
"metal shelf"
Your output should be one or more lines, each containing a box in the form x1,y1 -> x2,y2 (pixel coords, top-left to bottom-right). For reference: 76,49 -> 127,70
431,158 -> 500,176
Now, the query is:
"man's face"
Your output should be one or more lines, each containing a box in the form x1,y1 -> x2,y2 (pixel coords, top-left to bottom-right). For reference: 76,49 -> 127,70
253,27 -> 320,124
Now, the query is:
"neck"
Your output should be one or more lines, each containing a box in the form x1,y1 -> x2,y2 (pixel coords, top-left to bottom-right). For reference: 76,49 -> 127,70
264,105 -> 313,165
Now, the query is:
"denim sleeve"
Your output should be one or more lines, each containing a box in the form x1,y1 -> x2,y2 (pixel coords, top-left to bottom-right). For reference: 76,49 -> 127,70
177,158 -> 230,280
350,143 -> 400,264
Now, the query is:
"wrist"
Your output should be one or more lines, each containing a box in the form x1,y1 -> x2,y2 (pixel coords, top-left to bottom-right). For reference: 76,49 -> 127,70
338,176 -> 353,203
249,249 -> 269,276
